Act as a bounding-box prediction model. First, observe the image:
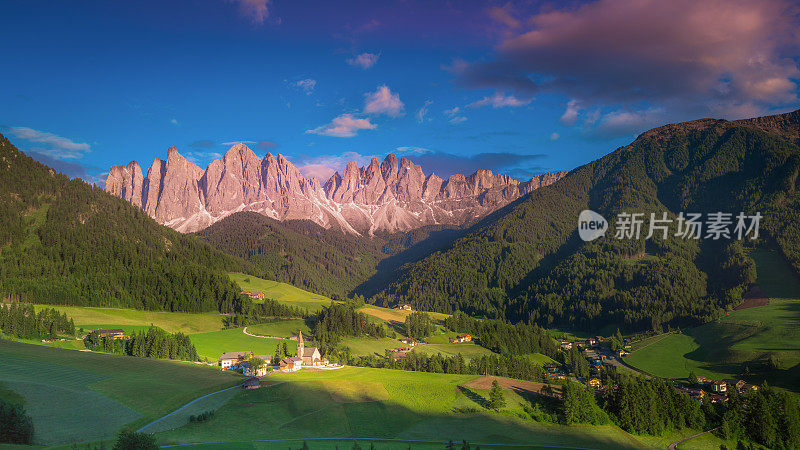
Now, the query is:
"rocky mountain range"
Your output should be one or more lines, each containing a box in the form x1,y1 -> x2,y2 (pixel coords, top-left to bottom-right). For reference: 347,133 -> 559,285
105,144 -> 566,234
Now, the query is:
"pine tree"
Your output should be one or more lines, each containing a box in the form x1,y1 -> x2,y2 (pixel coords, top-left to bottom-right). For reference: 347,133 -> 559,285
488,379 -> 506,410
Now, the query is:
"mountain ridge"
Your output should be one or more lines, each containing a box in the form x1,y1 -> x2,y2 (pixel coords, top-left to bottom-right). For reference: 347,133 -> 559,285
105,147 -> 566,235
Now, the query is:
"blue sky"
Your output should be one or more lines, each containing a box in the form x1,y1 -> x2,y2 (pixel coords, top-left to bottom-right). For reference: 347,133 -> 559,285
1,0 -> 798,184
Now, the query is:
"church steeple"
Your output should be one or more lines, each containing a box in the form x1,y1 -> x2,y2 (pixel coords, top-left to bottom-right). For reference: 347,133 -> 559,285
297,331 -> 304,358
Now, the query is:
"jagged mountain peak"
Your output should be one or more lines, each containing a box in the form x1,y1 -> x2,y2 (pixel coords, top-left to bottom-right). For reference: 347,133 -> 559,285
106,147 -> 566,235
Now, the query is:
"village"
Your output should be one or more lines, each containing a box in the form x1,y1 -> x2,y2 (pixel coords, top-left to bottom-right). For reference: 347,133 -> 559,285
547,335 -> 759,404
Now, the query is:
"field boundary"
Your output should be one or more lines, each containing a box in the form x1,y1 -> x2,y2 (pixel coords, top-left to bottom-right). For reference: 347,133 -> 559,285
159,437 -> 599,449
630,331 -> 676,353
137,384 -> 242,433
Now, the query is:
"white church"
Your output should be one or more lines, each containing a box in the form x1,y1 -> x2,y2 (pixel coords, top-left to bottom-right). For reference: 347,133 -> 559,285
279,331 -> 328,371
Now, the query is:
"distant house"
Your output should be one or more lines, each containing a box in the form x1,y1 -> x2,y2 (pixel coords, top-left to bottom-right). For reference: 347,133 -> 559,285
244,355 -> 272,377
242,377 -> 260,389
391,351 -> 408,361
617,349 -> 630,358
449,334 -> 472,343
588,378 -> 602,389
543,364 -> 561,374
280,356 -> 303,372
219,351 -> 253,370
711,380 -> 727,393
240,291 -> 264,300
557,339 -> 572,351
595,335 -> 604,342
724,379 -> 746,391
395,304 -> 412,311
696,376 -> 710,384
93,329 -> 126,339
398,338 -> 419,347
586,337 -> 597,347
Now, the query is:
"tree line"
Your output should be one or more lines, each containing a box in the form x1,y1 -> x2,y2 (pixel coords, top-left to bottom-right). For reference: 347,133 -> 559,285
0,398 -> 33,445
0,302 -> 75,340
83,326 -> 199,361
312,302 -> 386,347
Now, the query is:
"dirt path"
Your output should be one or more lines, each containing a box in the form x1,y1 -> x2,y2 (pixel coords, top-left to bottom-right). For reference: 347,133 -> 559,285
667,427 -> 719,450
242,326 -> 285,340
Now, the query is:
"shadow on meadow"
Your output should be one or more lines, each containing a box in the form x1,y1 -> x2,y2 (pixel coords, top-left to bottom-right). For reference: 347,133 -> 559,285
155,371 -> 645,450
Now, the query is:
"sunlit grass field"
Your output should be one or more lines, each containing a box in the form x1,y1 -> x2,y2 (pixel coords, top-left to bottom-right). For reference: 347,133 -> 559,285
0,340 -> 240,446
229,272 -> 335,313
624,248 -> 800,391
155,366 -> 651,449
245,318 -> 311,338
189,327 -> 297,361
27,304 -> 225,334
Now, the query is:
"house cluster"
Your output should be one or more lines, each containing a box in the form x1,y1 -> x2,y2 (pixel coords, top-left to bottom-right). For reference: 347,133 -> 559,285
449,334 -> 472,343
218,332 -> 329,382
675,377 -> 760,403
240,291 -> 265,300
219,351 -> 272,377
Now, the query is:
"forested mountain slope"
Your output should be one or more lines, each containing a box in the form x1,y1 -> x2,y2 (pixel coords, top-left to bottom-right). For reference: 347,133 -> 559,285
0,133 -> 254,313
373,110 -> 800,331
195,211 -> 461,298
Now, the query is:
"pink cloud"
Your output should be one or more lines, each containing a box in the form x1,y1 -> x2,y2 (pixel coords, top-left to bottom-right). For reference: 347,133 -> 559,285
306,114 -> 377,138
230,0 -> 271,25
347,53 -> 380,69
468,92 -> 532,108
461,0 -> 800,119
364,85 -> 405,117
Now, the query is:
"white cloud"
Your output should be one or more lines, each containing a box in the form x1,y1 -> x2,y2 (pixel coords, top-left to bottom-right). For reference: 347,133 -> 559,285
170,118 -> 179,125
468,92 -> 532,108
3,126 -> 90,159
347,53 -> 380,69
560,99 -> 580,126
444,106 -> 467,124
294,79 -> 317,95
550,132 -> 560,141
364,85 -> 405,117
396,146 -> 431,155
297,151 -> 374,181
416,100 -> 433,123
306,114 -> 377,137
221,140 -> 256,146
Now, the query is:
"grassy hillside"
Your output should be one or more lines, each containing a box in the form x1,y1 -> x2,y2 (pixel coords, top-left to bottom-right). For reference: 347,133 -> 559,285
230,272 -> 335,313
0,133 -> 255,313
155,367 -> 652,449
375,110 -> 800,331
29,304 -> 226,334
625,248 -> 800,391
0,340 -> 240,445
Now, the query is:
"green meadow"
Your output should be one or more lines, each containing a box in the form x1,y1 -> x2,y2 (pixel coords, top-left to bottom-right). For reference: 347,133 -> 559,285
189,327 -> 297,361
29,304 -> 225,334
341,336 -> 405,357
412,342 -> 496,360
229,272 -> 335,313
625,248 -> 800,391
245,318 -> 311,338
0,340 -> 241,446
155,367 -> 650,449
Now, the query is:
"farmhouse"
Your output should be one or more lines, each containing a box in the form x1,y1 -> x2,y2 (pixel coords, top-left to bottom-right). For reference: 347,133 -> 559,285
398,338 -> 420,347
219,351 -> 253,370
617,349 -> 630,358
93,329 -> 126,339
280,356 -> 303,372
240,291 -> 264,300
558,339 -> 572,351
242,377 -> 260,389
711,380 -> 727,392
449,334 -> 472,343
588,378 -> 602,389
395,304 -> 412,310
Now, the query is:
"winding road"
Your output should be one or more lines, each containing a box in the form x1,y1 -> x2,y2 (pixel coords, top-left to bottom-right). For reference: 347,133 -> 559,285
667,427 -> 720,450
